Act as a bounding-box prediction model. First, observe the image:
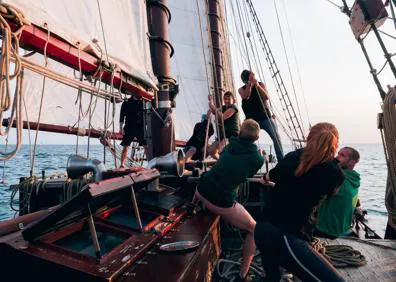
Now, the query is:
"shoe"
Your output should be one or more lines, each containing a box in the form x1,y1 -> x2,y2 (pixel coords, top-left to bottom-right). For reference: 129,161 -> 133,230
233,274 -> 253,282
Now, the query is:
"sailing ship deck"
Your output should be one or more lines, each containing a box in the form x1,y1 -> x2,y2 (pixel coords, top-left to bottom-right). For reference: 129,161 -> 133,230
326,238 -> 396,282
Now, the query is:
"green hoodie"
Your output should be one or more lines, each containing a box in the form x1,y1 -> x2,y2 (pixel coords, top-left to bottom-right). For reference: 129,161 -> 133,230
316,169 -> 361,237
197,136 -> 264,208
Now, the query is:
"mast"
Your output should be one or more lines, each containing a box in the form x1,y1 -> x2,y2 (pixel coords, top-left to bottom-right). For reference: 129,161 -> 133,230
146,0 -> 178,159
208,0 -> 224,107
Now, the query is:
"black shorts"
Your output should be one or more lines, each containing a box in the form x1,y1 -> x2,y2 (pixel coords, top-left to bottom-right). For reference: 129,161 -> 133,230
217,132 -> 238,142
121,126 -> 146,146
184,145 -> 203,160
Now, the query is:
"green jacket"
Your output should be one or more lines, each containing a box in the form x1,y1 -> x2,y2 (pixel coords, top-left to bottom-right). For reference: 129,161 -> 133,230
316,169 -> 361,237
198,136 -> 264,208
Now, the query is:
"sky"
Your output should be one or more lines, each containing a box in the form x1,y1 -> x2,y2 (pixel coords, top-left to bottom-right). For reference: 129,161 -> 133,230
3,0 -> 395,146
230,0 -> 395,146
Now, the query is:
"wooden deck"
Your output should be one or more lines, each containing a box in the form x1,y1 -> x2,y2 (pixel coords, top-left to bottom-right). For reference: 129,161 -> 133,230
325,237 -> 396,281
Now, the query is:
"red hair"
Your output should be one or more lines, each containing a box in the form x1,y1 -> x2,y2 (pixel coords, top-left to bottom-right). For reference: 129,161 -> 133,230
295,122 -> 339,176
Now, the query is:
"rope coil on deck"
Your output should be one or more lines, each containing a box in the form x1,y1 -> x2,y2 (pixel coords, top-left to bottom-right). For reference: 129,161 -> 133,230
311,237 -> 367,268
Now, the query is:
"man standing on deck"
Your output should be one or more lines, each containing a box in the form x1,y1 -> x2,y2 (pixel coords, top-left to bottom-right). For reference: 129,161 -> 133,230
315,147 -> 361,238
119,95 -> 146,168
238,70 -> 284,161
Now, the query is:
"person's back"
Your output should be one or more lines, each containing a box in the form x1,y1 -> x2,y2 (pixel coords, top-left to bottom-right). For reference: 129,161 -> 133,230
186,119 -> 214,150
315,147 -> 361,237
120,97 -> 143,128
264,149 -> 344,240
198,136 -> 263,207
254,122 -> 346,282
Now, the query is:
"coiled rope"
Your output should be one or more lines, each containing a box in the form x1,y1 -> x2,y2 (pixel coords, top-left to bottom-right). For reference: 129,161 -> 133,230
311,237 -> 367,268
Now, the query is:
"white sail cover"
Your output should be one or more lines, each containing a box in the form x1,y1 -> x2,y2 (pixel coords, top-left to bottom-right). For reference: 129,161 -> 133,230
168,0 -> 213,142
169,0 -> 235,142
1,0 -> 155,132
1,0 -> 156,88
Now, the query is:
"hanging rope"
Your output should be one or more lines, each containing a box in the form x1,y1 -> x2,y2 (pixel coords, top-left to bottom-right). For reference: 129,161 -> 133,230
30,24 -> 50,176
280,0 -> 312,128
0,4 -> 27,161
234,1 -> 286,151
273,0 -> 305,134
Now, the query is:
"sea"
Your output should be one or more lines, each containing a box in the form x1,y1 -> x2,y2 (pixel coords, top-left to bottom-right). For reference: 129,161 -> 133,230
0,144 -> 389,237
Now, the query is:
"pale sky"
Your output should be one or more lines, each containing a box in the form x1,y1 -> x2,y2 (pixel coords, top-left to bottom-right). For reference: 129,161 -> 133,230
236,0 -> 395,146
4,0 -> 395,146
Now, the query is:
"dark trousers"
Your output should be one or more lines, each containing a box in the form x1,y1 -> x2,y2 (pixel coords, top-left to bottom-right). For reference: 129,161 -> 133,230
254,221 -> 345,282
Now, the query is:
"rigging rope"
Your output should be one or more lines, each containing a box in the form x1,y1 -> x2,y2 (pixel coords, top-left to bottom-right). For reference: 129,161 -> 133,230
280,0 -> 312,128
273,0 -> 305,134
30,24 -> 50,176
234,0 -> 285,152
0,4 -> 26,161
195,0 -> 212,161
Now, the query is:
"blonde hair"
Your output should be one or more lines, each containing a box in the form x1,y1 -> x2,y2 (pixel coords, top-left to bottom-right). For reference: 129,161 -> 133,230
240,119 -> 260,141
295,122 -> 339,176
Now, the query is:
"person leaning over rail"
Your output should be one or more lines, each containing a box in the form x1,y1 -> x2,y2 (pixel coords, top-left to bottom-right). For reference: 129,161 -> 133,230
238,70 -> 283,161
193,119 -> 264,281
254,122 -> 345,282
314,147 -> 361,239
207,91 -> 240,159
119,95 -> 146,168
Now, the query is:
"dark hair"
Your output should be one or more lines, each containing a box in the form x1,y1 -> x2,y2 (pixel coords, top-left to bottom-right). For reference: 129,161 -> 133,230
223,91 -> 235,102
241,69 -> 251,83
344,147 -> 360,162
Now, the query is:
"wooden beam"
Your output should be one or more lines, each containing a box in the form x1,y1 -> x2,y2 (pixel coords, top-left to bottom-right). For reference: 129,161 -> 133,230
9,21 -> 154,100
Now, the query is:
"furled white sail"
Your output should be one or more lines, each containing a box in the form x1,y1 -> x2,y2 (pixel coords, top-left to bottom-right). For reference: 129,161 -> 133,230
168,0 -> 234,142
1,0 -> 156,88
1,0 -> 157,136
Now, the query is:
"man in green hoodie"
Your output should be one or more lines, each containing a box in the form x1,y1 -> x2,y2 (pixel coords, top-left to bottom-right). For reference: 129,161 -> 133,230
315,147 -> 361,238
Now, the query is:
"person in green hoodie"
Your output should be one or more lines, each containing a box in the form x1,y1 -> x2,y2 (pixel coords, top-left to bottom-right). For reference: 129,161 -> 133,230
315,147 -> 361,238
193,119 -> 264,281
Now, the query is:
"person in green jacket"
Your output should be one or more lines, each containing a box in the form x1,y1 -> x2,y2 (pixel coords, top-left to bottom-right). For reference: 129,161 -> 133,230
315,147 -> 361,238
193,119 -> 264,281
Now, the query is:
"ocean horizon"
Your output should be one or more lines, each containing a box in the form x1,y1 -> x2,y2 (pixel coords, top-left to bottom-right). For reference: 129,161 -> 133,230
0,143 -> 389,237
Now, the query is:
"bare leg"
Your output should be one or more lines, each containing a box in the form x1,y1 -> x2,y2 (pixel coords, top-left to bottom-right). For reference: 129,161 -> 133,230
194,190 -> 256,278
120,146 -> 129,167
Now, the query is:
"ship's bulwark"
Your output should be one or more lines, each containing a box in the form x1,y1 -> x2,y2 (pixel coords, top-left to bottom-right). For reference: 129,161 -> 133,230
0,215 -> 220,282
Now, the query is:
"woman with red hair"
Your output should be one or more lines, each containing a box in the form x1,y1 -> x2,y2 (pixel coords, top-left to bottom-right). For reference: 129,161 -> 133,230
255,122 -> 345,281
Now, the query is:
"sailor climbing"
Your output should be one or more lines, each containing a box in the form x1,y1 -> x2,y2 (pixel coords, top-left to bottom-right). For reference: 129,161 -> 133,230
207,91 -> 240,159
238,70 -> 284,161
